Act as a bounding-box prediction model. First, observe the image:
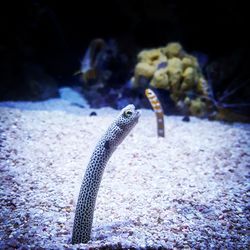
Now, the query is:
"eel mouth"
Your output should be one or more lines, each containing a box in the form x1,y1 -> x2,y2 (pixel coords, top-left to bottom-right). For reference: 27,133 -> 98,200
135,109 -> 141,122
136,109 -> 141,117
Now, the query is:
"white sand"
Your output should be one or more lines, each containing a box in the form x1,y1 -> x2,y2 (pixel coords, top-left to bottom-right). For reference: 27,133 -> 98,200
0,100 -> 249,249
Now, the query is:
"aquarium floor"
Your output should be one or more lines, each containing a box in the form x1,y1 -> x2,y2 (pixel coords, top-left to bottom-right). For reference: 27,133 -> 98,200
0,100 -> 249,249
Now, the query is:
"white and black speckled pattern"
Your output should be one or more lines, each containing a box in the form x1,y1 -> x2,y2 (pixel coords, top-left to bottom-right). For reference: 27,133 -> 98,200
71,104 -> 141,244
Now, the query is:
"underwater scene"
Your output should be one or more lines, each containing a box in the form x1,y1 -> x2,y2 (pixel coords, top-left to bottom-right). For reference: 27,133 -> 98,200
0,1 -> 249,249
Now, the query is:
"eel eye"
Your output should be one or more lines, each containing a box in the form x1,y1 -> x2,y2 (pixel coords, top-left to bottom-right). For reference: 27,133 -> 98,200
124,110 -> 133,117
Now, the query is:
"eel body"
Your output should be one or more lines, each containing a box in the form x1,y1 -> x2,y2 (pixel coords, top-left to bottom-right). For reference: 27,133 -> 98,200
72,104 -> 141,244
145,88 -> 165,137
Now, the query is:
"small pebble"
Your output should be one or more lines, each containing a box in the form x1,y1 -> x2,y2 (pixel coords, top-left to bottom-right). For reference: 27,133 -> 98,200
182,116 -> 190,122
90,111 -> 97,116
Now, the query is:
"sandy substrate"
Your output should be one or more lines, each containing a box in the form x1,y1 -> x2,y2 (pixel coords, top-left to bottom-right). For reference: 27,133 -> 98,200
0,99 -> 249,249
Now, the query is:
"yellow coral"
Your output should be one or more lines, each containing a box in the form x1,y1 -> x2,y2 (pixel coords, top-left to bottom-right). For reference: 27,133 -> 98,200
182,57 -> 194,69
167,57 -> 183,88
182,67 -> 195,82
135,62 -> 155,78
138,49 -> 162,64
189,98 -> 206,116
150,67 -> 169,89
184,55 -> 199,68
163,42 -> 183,58
180,81 -> 190,92
131,42 -> 211,118
181,67 -> 196,91
153,55 -> 168,68
167,57 -> 183,72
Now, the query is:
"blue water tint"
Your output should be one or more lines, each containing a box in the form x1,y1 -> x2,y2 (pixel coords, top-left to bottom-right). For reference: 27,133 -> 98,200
0,87 -> 91,115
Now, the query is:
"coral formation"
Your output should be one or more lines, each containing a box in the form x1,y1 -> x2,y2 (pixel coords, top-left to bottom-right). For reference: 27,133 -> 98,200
131,42 -> 212,117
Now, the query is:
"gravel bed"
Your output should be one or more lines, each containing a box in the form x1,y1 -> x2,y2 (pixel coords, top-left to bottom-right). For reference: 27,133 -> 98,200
0,100 -> 249,249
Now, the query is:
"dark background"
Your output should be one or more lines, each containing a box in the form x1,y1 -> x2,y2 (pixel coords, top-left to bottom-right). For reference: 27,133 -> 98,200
0,0 -> 249,104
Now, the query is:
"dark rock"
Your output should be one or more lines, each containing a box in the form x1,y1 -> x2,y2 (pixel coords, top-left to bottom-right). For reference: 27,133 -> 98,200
182,116 -> 190,122
90,111 -> 97,116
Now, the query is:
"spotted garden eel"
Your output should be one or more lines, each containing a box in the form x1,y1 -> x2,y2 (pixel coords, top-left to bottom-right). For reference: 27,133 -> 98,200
72,104 -> 141,244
